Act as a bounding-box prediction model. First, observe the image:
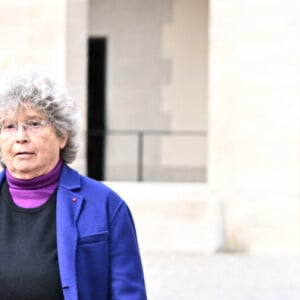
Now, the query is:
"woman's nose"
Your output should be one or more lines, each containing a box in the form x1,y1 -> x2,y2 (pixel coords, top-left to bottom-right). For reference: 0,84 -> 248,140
15,125 -> 29,142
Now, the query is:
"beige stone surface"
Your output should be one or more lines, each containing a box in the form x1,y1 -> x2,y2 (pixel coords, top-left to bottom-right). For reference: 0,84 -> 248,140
0,0 -> 66,80
223,198 -> 300,255
208,0 -> 300,254
106,181 -> 300,256
0,0 -> 299,256
89,0 -> 207,180
144,252 -> 300,300
105,182 -> 223,254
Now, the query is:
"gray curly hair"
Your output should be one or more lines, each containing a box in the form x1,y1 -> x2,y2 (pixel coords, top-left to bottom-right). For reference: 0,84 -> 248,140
0,70 -> 80,166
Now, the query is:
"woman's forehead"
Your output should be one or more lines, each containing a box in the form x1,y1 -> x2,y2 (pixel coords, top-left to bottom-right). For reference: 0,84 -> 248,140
1,104 -> 45,120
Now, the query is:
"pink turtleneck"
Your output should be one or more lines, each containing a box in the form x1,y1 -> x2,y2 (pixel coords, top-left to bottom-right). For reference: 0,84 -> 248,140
5,160 -> 63,208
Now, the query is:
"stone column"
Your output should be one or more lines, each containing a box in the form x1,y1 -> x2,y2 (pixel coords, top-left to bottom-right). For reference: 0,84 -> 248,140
208,0 -> 300,254
66,0 -> 88,174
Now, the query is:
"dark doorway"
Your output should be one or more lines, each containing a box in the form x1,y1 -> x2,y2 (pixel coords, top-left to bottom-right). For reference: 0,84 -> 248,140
87,37 -> 107,180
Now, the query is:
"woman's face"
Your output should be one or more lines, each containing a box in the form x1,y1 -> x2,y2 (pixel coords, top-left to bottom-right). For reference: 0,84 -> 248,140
0,105 -> 68,179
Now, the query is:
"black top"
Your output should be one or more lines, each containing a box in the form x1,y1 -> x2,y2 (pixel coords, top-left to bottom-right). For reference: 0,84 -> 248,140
0,180 -> 64,300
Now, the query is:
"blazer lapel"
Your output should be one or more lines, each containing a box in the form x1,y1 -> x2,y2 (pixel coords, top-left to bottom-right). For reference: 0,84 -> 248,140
56,166 -> 84,300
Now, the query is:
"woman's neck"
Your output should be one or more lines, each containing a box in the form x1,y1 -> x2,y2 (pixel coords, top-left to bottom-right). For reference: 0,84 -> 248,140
6,160 -> 63,208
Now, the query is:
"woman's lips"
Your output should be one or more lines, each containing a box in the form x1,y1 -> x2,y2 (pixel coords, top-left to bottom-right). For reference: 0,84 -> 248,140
15,152 -> 34,157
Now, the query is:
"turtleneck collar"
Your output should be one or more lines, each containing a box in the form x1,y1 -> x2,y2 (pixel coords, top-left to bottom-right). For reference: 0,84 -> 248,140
5,160 -> 63,208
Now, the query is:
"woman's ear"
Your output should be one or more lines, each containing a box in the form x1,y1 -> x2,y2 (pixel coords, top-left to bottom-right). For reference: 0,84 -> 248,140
60,135 -> 68,150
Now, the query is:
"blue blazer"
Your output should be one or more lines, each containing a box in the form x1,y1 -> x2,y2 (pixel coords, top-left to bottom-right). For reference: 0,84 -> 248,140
0,164 -> 147,300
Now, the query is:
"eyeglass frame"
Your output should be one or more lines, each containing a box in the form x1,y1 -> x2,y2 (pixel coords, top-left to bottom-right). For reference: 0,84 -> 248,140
0,120 -> 52,135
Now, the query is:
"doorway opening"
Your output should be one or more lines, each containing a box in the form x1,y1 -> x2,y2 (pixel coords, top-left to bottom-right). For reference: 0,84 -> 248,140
87,37 -> 107,180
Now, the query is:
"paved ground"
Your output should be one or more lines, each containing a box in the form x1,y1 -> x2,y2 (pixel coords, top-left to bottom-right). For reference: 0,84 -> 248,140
142,253 -> 300,300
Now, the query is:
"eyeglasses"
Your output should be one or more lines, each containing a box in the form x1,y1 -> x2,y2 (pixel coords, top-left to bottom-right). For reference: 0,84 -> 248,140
0,120 -> 51,135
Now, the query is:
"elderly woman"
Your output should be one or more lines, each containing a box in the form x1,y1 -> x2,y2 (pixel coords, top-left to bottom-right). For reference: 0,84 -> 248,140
0,71 -> 147,300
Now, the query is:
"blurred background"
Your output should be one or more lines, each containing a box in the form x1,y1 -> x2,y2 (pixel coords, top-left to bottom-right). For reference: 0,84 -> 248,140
1,0 -> 300,298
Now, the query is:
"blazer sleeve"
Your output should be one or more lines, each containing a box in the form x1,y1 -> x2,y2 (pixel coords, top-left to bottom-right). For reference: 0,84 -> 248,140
109,198 -> 147,300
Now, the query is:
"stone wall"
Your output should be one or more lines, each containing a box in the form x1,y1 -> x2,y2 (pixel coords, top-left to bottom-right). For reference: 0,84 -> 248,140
208,0 -> 300,254
89,0 -> 207,181
0,0 -> 66,80
0,0 -> 300,255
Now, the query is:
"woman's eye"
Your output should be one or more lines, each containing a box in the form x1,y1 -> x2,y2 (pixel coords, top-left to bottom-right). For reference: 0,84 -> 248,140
5,124 -> 16,129
28,121 -> 41,127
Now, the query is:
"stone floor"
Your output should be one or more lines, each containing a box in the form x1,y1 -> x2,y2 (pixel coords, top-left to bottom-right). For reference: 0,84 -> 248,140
142,252 -> 300,300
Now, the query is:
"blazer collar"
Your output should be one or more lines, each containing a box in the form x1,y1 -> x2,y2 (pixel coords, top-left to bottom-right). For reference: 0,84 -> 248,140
59,164 -> 81,190
0,170 -> 5,185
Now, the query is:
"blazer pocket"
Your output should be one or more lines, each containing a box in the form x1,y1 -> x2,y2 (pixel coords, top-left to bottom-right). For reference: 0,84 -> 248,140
78,231 -> 109,245
77,231 -> 110,299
